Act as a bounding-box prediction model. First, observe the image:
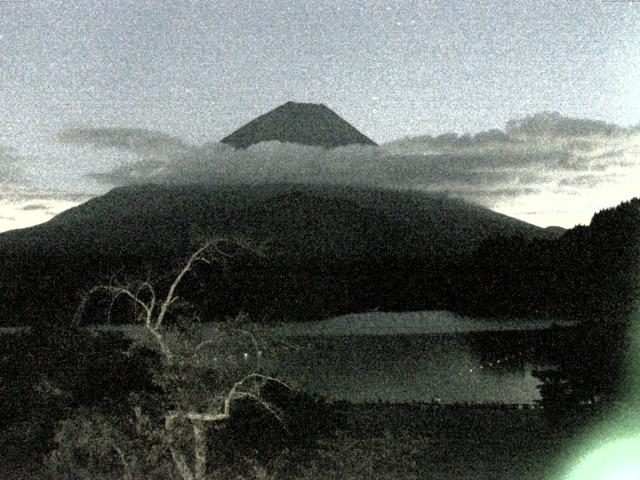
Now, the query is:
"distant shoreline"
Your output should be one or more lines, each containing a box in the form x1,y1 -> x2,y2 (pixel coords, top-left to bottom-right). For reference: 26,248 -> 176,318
0,310 -> 578,337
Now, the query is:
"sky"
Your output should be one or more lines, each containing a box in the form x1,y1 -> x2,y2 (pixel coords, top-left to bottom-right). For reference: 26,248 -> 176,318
0,0 -> 639,231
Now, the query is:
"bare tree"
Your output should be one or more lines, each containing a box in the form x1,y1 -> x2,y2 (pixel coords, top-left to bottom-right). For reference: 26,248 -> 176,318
70,240 -> 290,480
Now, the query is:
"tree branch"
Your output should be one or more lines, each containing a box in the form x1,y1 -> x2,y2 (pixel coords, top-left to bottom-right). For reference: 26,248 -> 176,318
75,285 -> 152,325
155,240 -> 218,330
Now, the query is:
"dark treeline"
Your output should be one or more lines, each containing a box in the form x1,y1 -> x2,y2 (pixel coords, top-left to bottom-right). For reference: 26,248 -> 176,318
454,198 -> 640,321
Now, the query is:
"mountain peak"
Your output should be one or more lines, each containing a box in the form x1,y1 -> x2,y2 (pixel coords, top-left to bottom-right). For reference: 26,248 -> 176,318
221,102 -> 378,149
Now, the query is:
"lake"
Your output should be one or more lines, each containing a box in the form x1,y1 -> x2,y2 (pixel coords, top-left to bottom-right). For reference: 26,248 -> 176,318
270,310 -> 573,404
1,311 -> 569,404
271,334 -> 542,404
89,310 -> 570,404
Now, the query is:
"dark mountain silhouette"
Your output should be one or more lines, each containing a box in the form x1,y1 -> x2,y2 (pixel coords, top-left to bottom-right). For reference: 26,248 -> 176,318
0,183 -> 557,325
0,183 -> 551,261
220,102 -> 378,148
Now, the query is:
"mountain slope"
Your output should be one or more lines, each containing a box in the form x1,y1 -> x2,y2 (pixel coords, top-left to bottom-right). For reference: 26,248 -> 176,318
0,183 -> 550,260
220,102 -> 378,148
0,183 -> 557,325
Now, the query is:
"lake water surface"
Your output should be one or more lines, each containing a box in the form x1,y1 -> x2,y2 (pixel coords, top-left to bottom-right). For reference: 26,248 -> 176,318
272,333 -> 545,404
264,311 -> 571,404
93,310 -> 567,404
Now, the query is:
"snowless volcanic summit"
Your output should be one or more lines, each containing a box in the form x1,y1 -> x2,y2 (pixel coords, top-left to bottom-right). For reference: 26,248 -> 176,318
220,102 -> 378,149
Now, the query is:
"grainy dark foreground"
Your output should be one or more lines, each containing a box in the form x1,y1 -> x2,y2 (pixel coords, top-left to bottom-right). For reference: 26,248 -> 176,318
2,402 -> 596,480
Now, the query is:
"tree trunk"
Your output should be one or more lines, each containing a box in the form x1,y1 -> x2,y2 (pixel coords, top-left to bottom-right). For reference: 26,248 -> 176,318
166,415 -> 195,480
193,420 -> 208,480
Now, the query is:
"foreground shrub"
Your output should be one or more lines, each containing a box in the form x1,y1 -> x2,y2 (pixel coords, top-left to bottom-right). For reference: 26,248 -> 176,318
0,325 -> 156,463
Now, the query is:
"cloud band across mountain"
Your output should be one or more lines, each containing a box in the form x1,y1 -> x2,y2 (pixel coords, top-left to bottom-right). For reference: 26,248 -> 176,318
56,113 -> 640,228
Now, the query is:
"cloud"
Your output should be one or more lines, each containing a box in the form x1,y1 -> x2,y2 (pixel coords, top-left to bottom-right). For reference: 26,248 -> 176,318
385,114 -> 638,172
505,112 -> 626,138
56,128 -> 191,158
20,203 -> 50,211
61,112 -> 640,228
557,173 -> 621,188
